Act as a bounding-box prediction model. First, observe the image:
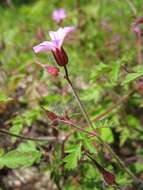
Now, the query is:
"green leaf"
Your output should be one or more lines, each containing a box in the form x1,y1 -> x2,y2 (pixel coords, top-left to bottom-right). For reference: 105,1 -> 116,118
132,162 -> 143,173
109,61 -> 120,85
23,107 -> 41,126
0,93 -> 12,103
100,127 -> 114,143
83,138 -> 97,154
9,108 -> 41,142
18,141 -> 37,152
0,142 -> 41,169
63,143 -> 82,170
133,65 -> 143,73
123,72 -> 143,85
94,118 -> 114,129
10,116 -> 24,143
120,128 -> 130,146
0,151 -> 40,169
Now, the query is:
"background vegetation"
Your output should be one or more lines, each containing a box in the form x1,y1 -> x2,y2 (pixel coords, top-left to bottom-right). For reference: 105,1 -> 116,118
0,0 -> 143,189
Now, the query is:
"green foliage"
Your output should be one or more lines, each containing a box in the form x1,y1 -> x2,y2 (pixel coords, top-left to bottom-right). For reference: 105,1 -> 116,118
123,72 -> 143,85
0,93 -> 12,103
63,143 -> 82,170
0,0 -> 143,189
123,65 -> 143,85
0,141 -> 41,169
100,127 -> 114,143
120,128 -> 130,146
10,107 -> 41,142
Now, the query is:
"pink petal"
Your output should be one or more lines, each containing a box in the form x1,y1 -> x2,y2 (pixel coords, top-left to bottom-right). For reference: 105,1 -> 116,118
49,26 -> 75,48
33,41 -> 56,53
52,8 -> 66,23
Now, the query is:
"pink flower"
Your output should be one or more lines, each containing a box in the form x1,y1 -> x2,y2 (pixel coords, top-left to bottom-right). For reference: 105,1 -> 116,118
52,8 -> 66,24
33,26 -> 75,66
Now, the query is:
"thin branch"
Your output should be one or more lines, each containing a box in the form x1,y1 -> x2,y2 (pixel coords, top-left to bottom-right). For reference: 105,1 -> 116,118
0,129 -> 56,142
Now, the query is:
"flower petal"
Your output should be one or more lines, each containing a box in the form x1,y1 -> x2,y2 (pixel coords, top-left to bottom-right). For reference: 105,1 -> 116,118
49,26 -> 75,48
33,41 -> 56,53
52,8 -> 66,23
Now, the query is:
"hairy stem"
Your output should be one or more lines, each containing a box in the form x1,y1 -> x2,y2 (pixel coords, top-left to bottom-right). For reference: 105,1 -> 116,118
64,66 -> 140,183
64,66 -> 94,130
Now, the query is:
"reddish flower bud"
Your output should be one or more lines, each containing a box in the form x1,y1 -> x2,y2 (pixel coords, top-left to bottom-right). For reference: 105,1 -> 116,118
85,153 -> 116,186
132,18 -> 143,36
44,65 -> 59,76
102,170 -> 116,185
52,47 -> 68,66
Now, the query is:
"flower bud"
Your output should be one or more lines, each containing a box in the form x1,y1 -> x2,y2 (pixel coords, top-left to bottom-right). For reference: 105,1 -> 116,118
44,65 -> 59,76
52,47 -> 68,66
102,170 -> 115,185
132,18 -> 143,36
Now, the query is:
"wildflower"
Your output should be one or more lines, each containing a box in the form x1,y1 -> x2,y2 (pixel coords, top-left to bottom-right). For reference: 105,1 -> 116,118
132,17 -> 143,36
52,8 -> 66,24
33,26 -> 75,66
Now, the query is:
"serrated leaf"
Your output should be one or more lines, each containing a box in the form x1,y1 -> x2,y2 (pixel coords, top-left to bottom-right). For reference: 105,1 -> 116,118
0,142 -> 41,169
83,138 -> 97,154
94,118 -> 114,129
120,128 -> 130,146
123,72 -> 143,85
63,143 -> 82,170
100,127 -> 114,143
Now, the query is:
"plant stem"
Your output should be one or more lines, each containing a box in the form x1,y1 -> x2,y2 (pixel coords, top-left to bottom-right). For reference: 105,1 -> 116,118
0,129 -> 56,142
137,34 -> 142,65
64,66 -> 94,130
59,118 -> 97,137
64,66 -> 140,183
97,136 -> 137,181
